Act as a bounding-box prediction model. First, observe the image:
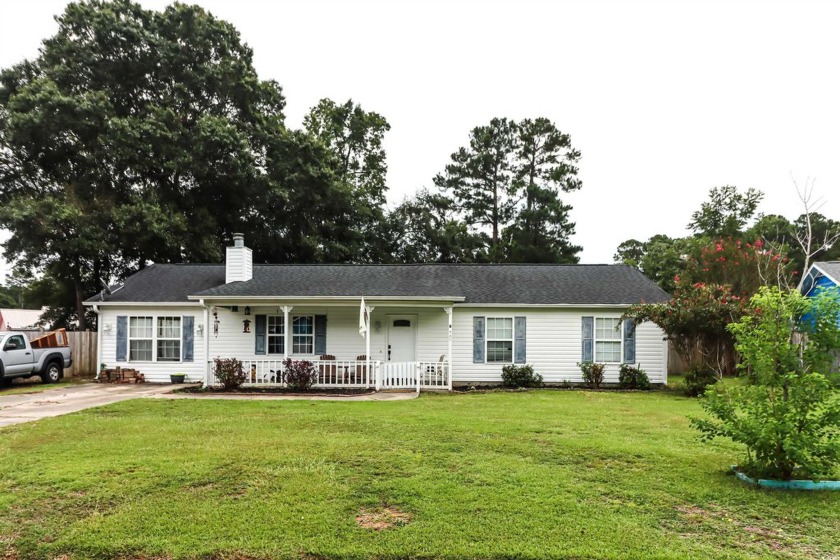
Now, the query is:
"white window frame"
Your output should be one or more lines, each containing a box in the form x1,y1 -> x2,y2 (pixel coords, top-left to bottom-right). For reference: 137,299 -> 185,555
594,316 -> 623,364
128,316 -> 154,362
291,315 -> 315,355
156,316 -> 182,363
127,315 -> 183,363
485,316 -> 514,364
267,315 -> 285,355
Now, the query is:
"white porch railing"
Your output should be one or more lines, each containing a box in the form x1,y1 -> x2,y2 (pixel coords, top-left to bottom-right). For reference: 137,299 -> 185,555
205,359 -> 450,390
381,361 -> 450,390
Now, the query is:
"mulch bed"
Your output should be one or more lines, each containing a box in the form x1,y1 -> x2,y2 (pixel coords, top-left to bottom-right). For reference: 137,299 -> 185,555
174,386 -> 376,396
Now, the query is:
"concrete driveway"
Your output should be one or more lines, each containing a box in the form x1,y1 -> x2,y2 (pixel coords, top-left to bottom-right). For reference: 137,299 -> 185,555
0,383 -> 182,428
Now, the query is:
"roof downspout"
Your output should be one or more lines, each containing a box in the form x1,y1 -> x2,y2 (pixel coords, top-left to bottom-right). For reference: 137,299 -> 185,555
93,305 -> 102,380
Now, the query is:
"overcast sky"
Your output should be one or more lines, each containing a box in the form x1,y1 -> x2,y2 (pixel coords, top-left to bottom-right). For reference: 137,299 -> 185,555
2,0 -> 839,273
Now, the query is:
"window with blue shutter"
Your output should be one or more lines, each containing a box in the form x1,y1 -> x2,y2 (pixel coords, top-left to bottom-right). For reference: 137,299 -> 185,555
514,316 -> 526,364
581,316 -> 594,362
116,316 -> 128,362
473,316 -> 485,363
623,318 -> 636,364
314,315 -> 327,355
182,316 -> 195,362
255,315 -> 267,355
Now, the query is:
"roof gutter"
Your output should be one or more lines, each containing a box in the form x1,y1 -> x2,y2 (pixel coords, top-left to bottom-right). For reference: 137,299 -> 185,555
186,295 -> 467,303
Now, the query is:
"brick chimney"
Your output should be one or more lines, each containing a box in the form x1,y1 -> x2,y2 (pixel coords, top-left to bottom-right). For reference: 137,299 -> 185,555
225,233 -> 253,283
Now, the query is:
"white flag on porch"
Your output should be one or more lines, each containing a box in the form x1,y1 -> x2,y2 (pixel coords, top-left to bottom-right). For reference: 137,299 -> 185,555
359,296 -> 367,338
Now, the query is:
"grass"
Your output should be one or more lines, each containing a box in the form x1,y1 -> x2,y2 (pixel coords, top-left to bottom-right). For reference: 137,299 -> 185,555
0,390 -> 838,559
0,377 -> 88,396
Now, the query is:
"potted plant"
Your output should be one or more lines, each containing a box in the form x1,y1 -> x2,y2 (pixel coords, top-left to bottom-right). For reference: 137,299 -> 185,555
170,373 -> 187,384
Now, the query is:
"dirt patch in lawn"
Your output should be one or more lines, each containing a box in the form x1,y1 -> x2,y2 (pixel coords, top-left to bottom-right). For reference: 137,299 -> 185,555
355,505 -> 412,530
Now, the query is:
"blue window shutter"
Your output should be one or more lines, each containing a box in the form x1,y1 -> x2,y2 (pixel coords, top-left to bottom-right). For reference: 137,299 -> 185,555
182,316 -> 194,362
514,316 -> 526,364
581,316 -> 594,362
116,316 -> 128,362
473,316 -> 485,363
314,315 -> 327,355
623,318 -> 636,364
255,315 -> 266,355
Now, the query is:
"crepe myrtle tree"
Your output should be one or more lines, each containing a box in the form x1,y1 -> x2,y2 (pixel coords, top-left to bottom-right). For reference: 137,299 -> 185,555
692,287 -> 840,480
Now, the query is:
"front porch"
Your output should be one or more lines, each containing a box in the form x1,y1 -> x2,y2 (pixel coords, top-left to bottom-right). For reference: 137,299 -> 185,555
197,300 -> 456,391
205,358 -> 450,390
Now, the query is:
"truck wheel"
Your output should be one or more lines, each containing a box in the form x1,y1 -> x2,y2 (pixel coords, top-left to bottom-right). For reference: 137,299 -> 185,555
41,362 -> 62,384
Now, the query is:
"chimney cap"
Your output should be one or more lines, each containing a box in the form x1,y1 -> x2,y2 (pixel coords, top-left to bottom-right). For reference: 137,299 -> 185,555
232,233 -> 245,247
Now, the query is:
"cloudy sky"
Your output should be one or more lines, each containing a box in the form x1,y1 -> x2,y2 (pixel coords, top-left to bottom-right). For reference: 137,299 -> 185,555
2,0 -> 839,270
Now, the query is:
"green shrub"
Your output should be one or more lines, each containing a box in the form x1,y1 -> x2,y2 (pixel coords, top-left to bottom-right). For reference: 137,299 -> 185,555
692,287 -> 840,480
683,366 -> 718,397
283,358 -> 317,391
578,361 -> 605,389
213,357 -> 246,390
618,364 -> 651,390
501,364 -> 543,388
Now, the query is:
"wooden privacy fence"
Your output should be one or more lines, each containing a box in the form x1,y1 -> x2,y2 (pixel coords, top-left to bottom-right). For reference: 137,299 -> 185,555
19,330 -> 98,378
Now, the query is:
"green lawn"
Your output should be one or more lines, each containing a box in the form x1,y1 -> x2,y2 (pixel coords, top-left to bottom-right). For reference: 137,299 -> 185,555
0,390 -> 837,559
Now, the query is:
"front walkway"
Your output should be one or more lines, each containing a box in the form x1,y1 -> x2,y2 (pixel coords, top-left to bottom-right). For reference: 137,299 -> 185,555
0,383 -> 183,428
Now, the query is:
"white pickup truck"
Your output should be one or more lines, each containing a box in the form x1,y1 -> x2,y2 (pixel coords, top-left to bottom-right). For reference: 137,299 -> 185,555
0,331 -> 73,386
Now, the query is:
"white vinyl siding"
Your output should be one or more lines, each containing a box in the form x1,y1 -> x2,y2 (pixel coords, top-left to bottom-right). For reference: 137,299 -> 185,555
595,317 -> 622,363
99,307 -> 204,383
486,317 -> 513,363
452,307 -> 667,385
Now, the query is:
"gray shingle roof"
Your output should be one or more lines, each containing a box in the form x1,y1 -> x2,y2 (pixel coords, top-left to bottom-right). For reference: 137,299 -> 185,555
88,263 -> 669,305
84,264 -> 226,303
815,261 -> 840,284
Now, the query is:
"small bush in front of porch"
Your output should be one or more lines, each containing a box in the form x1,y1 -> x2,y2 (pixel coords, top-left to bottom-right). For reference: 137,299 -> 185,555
213,358 -> 246,390
578,361 -> 605,389
618,364 -> 651,390
283,358 -> 317,391
501,364 -> 543,388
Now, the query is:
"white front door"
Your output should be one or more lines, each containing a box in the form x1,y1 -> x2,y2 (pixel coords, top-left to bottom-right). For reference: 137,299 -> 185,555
387,315 -> 417,362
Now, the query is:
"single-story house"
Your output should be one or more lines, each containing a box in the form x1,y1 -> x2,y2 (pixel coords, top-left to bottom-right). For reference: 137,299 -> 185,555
84,234 -> 670,389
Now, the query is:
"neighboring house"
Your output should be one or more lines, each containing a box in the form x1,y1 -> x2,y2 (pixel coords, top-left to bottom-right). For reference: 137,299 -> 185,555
84,235 -> 670,389
0,307 -> 47,331
800,261 -> 840,301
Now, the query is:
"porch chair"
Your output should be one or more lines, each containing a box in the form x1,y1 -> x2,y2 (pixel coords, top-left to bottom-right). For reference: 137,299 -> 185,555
424,354 -> 447,386
318,354 -> 337,384
355,354 -> 368,384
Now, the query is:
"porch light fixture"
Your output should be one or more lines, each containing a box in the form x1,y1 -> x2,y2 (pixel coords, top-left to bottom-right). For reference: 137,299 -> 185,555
244,306 -> 251,316
197,324 -> 204,337
242,319 -> 251,333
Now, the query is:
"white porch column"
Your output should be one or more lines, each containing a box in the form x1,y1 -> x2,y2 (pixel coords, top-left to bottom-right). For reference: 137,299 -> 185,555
202,301 -> 210,386
281,306 -> 293,360
366,305 -> 375,389
444,307 -> 453,391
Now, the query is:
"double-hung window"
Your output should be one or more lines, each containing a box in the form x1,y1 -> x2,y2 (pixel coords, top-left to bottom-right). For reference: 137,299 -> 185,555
292,316 -> 314,354
156,317 -> 182,362
129,317 -> 154,361
486,317 -> 513,363
595,317 -> 622,363
128,316 -> 182,362
267,316 -> 285,354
